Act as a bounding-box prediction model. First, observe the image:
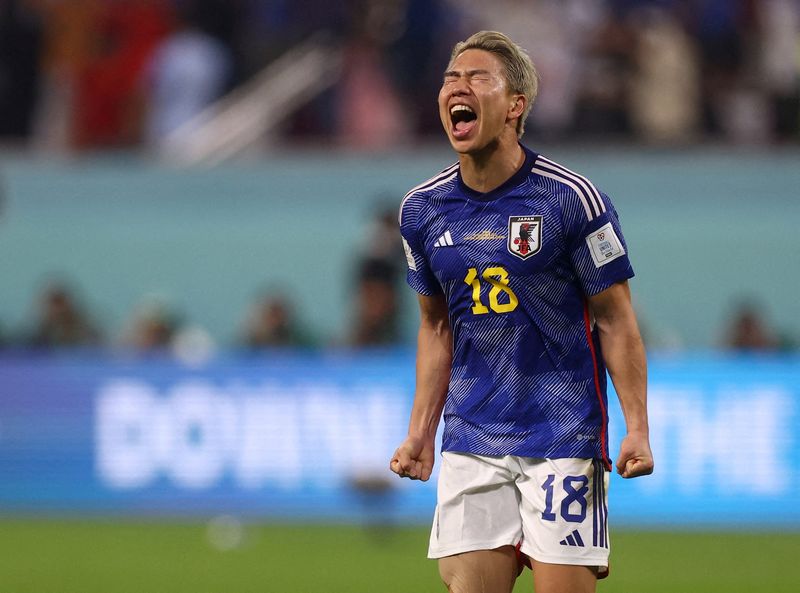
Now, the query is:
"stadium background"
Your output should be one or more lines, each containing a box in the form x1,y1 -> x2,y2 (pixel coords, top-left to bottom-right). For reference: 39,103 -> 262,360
1,1 -> 799,592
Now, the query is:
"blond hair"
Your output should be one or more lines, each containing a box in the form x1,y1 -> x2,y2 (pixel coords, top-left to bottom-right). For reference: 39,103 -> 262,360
449,31 -> 539,138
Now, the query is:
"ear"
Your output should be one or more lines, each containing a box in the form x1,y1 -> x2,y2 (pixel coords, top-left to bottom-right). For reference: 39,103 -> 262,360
508,94 -> 526,120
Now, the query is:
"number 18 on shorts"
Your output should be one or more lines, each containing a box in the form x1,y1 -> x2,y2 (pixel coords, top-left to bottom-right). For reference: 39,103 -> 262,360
428,453 -> 610,571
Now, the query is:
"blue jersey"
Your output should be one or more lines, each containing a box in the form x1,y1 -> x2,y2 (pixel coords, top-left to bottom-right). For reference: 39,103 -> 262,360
399,145 -> 634,467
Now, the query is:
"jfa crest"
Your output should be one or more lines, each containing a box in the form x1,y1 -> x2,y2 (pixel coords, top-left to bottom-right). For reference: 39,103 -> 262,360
508,215 -> 543,259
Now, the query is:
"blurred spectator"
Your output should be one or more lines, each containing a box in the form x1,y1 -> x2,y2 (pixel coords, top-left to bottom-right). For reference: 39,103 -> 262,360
336,34 -> 406,149
362,202 -> 404,268
239,292 -> 314,349
693,0 -> 764,141
72,0 -> 172,148
628,6 -> 702,143
385,0 -> 453,136
32,0 -> 103,151
757,0 -> 800,140
0,0 -> 43,140
573,4 -> 636,137
122,294 -> 182,351
141,0 -> 234,148
348,258 -> 400,347
345,203 -> 405,347
27,282 -> 102,349
723,300 -> 780,352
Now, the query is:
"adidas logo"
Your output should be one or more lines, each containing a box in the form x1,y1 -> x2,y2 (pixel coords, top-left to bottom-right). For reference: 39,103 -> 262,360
433,231 -> 454,248
559,530 -> 585,547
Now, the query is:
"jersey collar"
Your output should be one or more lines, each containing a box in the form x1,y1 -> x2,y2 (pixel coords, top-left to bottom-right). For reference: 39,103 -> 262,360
457,144 -> 538,202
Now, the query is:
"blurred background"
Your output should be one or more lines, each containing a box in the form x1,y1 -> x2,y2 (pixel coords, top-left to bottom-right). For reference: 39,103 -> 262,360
0,1 -> 799,592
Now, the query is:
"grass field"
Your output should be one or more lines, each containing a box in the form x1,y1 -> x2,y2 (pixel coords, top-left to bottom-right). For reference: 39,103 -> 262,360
0,519 -> 798,593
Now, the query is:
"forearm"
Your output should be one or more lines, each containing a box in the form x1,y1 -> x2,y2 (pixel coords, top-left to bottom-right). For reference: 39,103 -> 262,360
408,319 -> 453,439
589,282 -> 654,477
596,313 -> 648,435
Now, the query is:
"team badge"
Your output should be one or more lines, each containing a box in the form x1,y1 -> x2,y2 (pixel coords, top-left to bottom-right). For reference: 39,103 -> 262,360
507,215 -> 542,259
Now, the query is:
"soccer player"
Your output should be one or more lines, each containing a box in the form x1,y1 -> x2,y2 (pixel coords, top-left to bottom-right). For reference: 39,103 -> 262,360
389,31 -> 654,593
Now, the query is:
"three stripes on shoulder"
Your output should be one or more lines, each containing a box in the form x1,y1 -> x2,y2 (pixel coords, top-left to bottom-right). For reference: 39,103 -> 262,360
532,156 -> 606,222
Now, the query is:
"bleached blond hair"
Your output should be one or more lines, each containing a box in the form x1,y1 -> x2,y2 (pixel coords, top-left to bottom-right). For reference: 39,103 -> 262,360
449,31 -> 539,138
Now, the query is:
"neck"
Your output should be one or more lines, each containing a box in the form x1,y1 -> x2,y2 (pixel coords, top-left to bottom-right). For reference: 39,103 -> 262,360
458,136 -> 525,194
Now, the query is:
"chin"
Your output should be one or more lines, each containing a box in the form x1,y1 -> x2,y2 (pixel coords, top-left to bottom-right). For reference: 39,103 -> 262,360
450,136 -> 497,157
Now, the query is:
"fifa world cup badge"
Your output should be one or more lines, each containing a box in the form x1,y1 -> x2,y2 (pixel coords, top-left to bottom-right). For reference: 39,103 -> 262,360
508,215 -> 543,259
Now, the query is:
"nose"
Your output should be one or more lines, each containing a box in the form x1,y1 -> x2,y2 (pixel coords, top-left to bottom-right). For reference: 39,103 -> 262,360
449,77 -> 470,96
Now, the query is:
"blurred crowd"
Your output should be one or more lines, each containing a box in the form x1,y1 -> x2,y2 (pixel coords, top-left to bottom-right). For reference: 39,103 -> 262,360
0,205 -> 795,356
1,0 -> 799,152
0,205 -> 406,355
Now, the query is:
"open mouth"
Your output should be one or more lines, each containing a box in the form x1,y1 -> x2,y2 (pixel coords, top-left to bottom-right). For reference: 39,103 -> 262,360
450,104 -> 477,138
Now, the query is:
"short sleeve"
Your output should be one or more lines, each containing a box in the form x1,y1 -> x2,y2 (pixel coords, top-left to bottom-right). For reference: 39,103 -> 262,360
564,190 -> 635,296
399,195 -> 443,296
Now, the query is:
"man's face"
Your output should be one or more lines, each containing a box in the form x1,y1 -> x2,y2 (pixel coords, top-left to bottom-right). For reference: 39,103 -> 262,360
438,49 -> 519,154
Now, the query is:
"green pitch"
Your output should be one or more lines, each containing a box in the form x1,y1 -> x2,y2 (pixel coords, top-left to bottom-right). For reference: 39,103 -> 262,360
0,518 -> 797,593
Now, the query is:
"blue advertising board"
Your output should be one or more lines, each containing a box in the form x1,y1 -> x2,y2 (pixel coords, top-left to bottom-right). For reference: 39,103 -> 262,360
0,352 -> 798,528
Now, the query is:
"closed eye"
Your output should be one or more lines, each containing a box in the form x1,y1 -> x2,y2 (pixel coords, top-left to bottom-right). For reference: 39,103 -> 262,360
443,69 -> 492,83
466,69 -> 491,81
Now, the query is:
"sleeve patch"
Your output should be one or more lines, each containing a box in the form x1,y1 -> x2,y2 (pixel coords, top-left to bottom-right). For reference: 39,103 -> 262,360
585,222 -> 625,268
402,237 -> 417,271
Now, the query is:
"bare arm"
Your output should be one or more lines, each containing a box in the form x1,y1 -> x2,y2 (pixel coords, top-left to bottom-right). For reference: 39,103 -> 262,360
389,293 -> 452,481
589,281 -> 654,478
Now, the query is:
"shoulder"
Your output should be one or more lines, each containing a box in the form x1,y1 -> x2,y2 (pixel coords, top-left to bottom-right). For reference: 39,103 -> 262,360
530,154 -> 608,223
398,162 -> 460,227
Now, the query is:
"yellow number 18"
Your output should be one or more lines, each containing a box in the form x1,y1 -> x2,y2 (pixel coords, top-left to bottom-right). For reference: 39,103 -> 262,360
464,266 -> 518,315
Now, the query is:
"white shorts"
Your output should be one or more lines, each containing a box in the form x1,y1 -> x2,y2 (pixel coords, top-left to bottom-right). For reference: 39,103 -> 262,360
428,452 -> 610,571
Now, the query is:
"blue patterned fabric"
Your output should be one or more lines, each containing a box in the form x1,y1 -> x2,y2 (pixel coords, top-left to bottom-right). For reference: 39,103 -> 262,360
399,145 -> 635,465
